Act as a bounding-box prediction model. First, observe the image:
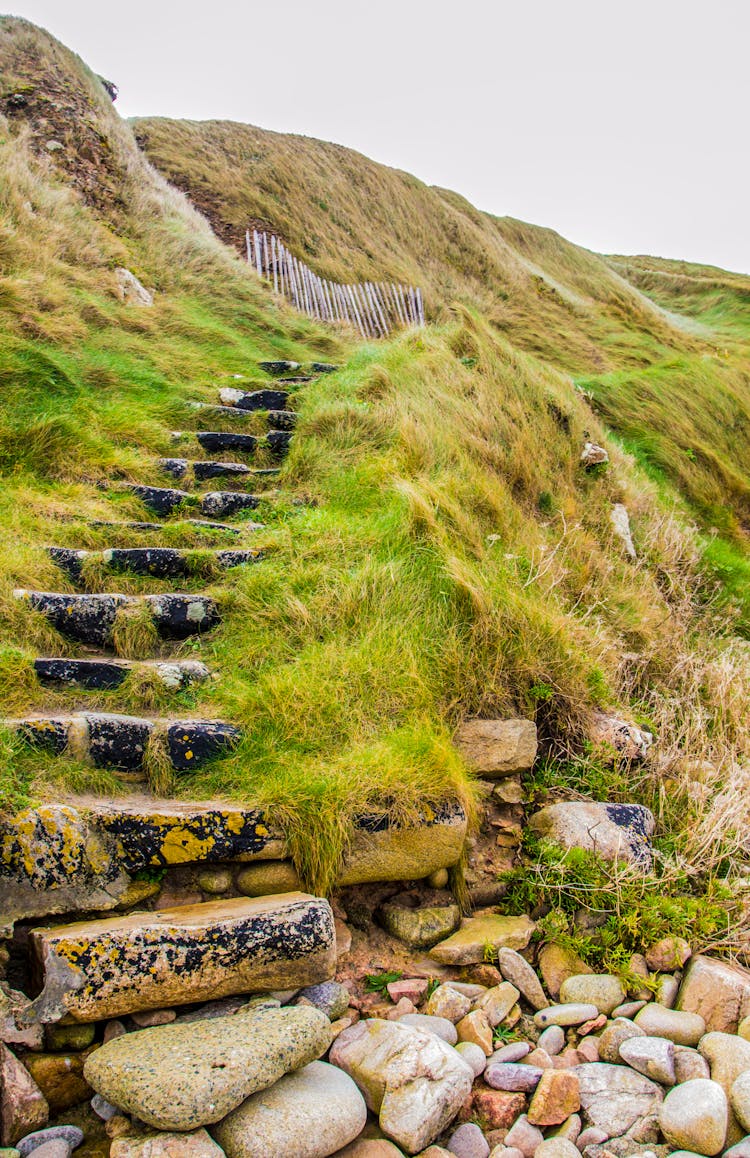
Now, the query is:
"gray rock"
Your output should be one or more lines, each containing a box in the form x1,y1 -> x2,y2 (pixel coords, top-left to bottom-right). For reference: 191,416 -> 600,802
633,1004 -> 705,1046
90,1095 -> 118,1121
534,1004 -> 599,1028
575,1063 -> 663,1136
485,1063 -> 543,1092
731,1072 -> 750,1133
673,1046 -> 710,1084
213,1060 -> 366,1158
297,981 -> 351,1021
538,1026 -> 566,1056
83,1004 -> 332,1130
724,1139 -> 750,1158
16,1130 -> 83,1158
658,1078 -> 728,1155
497,948 -> 548,1011
576,1128 -> 608,1148
504,1115 -> 543,1157
618,1036 -> 676,1086
19,1145 -> 67,1158
597,1019 -> 642,1064
491,1041 -> 532,1063
455,1042 -> 488,1077
559,975 -> 625,1016
612,1001 -> 648,1020
534,1141 -> 581,1158
528,802 -> 654,866
397,1013 -> 458,1044
475,983 -> 521,1027
447,1122 -> 490,1158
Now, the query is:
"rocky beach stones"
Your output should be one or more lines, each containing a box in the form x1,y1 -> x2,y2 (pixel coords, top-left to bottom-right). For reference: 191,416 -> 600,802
330,1018 -> 473,1153
659,1078 -> 728,1155
575,1062 -> 663,1136
213,1061 -> 366,1158
83,1004 -> 332,1130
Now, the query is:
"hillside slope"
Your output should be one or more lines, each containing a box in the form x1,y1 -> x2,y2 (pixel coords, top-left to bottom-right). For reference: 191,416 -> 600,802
0,17 -> 749,927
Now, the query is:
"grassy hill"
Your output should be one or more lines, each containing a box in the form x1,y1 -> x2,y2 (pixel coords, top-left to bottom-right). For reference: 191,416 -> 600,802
1,17 -> 750,921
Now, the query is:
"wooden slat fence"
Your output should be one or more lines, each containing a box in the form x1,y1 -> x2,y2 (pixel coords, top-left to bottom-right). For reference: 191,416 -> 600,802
246,228 -> 424,337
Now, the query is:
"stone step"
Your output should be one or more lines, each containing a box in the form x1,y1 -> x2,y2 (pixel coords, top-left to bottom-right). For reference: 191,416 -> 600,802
9,712 -> 240,771
200,491 -> 263,518
91,518 -> 243,534
195,431 -> 258,454
33,656 -> 211,690
258,360 -> 301,375
14,589 -> 220,646
123,485 -> 269,519
310,362 -> 339,373
28,892 -> 335,1022
159,458 -> 255,482
47,546 -> 263,582
267,410 -> 297,431
125,483 -> 195,516
219,388 -> 289,411
267,430 -> 292,456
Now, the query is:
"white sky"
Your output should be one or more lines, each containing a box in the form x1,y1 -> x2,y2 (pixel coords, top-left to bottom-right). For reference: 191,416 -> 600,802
8,0 -> 750,274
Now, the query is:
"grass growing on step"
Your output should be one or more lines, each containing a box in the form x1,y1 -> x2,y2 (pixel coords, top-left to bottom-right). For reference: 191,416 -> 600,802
111,602 -> 159,660
144,729 -> 175,796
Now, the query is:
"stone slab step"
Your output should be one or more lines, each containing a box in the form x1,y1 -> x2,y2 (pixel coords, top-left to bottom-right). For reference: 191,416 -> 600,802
91,518 -> 243,534
123,484 -> 268,520
14,590 -> 219,646
267,430 -> 292,456
125,483 -> 195,516
33,657 -> 210,691
159,458 -> 254,482
9,713 -> 240,771
219,388 -> 289,411
28,892 -> 335,1022
200,491 -> 262,518
195,431 -> 258,454
258,360 -> 301,375
267,410 -> 297,431
310,362 -> 339,373
47,546 -> 262,581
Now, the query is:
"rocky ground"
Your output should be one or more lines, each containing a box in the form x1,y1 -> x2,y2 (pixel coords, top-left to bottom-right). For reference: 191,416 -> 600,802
5,916 -> 750,1158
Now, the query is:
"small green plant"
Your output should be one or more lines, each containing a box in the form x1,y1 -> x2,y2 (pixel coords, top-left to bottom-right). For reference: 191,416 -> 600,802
538,490 -> 554,516
364,970 -> 403,995
481,939 -> 496,964
425,977 -> 440,1000
492,1024 -> 519,1045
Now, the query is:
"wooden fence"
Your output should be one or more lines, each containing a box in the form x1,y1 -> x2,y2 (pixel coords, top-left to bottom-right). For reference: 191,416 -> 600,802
246,228 -> 424,338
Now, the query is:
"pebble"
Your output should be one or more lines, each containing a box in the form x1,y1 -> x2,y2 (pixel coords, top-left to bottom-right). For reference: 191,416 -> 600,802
488,1149 -> 524,1158
398,1013 -> 458,1044
491,1042 -> 531,1063
504,1115 -> 544,1158
658,1078 -> 728,1155
456,1010 -> 494,1055
447,1123 -> 490,1158
497,949 -> 549,1011
674,1047 -> 710,1084
527,1072 -> 580,1127
612,1001 -> 648,1019
44,1024 -> 95,1051
103,1020 -> 127,1043
618,1036 -> 676,1086
450,984 -> 488,1000
297,980 -> 351,1021
597,1019 -> 642,1064
558,975 -> 625,1016
576,1062 -> 664,1137
731,1072 -> 750,1133
645,936 -> 691,972
16,1129 -> 84,1158
739,1018 -> 750,1042
21,1145 -> 68,1158
91,1094 -> 119,1121
525,1048 -> 553,1069
533,1140 -> 581,1158
576,1038 -> 600,1063
476,984 -> 521,1027
634,1004 -> 706,1046
130,1009 -> 176,1027
655,974 -> 680,1009
485,1063 -> 543,1093
537,1026 -> 565,1056
455,1041 -> 488,1077
534,1004 -> 599,1028
426,985 -> 473,1022
387,978 -> 428,1004
724,1140 -> 750,1158
388,997 -> 417,1020
549,1114 -> 581,1142
576,1129 -> 608,1148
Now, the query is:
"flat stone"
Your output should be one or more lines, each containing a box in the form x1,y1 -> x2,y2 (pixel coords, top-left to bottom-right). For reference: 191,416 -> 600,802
430,915 -> 534,966
658,1078 -> 728,1155
497,948 -> 548,1011
0,1045 -> 48,1147
214,1060 -> 366,1157
534,1004 -> 599,1029
677,955 -> 750,1034
424,986 -> 472,1023
196,431 -> 258,453
558,976 -> 625,1016
456,1010 -> 493,1055
527,1071 -> 580,1126
490,1042 -> 531,1063
124,483 -> 194,516
85,1003 -> 331,1130
330,1019 -> 473,1154
397,1015 -> 457,1044
474,983 -> 520,1027
446,1123 -> 490,1158
454,720 -> 538,778
618,1036 -> 676,1085
529,803 -> 654,866
380,902 -> 461,951
538,944 -> 592,1000
387,979 -> 429,1005
484,1063 -> 542,1092
575,1063 -> 663,1136
338,803 -> 468,887
297,981 -> 351,1021
633,1004 -> 705,1046
29,893 -> 335,1022
596,1019 -> 642,1064
612,1001 -> 648,1020
23,1053 -> 92,1112
16,1127 -> 83,1157
200,491 -> 261,518
130,1009 -> 176,1028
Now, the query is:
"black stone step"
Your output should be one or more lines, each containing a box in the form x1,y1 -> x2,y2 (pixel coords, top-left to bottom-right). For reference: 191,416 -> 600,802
310,362 -> 339,373
267,410 -> 297,432
258,360 -> 301,375
10,713 -> 240,771
200,491 -> 262,518
126,484 -> 195,516
187,402 -> 257,420
266,430 -> 293,456
47,546 -> 263,581
219,388 -> 289,411
196,432 -> 258,454
158,458 -> 255,482
90,519 -> 242,534
15,590 -> 220,646
34,657 -> 210,691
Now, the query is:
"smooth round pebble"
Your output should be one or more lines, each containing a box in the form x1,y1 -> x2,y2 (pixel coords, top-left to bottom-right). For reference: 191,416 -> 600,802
537,1026 -> 565,1056
455,1041 -> 488,1077
558,974 -> 625,1015
731,1072 -> 750,1133
658,1078 -> 728,1156
723,1140 -> 750,1158
656,974 -> 680,1008
505,1115 -> 544,1158
485,1063 -> 543,1092
447,1122 -> 490,1158
576,1128 -> 608,1148
489,1149 -> 526,1158
533,1140 -> 581,1158
534,1004 -> 598,1028
612,1001 -> 648,1019
596,1018 -> 642,1063
17,1130 -> 84,1158
674,1046 -> 710,1084
398,1013 -> 458,1044
634,1004 -> 705,1046
491,1041 -> 532,1064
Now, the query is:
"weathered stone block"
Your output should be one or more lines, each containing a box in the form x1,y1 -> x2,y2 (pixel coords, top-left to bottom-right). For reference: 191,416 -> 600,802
455,719 -> 538,778
29,893 -> 335,1022
337,802 -> 467,885
200,491 -> 260,518
429,913 -> 535,965
528,801 -> 654,866
196,431 -> 257,453
125,484 -> 193,516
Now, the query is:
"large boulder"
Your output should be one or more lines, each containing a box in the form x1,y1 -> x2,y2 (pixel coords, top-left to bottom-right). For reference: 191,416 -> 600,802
678,955 -> 750,1033
330,1018 -> 473,1154
528,802 -> 654,866
454,720 -> 538,778
29,893 -> 335,1022
213,1061 -> 367,1157
84,1004 -> 332,1131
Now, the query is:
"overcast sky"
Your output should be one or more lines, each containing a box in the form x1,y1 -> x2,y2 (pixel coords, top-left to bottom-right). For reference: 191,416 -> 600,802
10,0 -> 750,273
